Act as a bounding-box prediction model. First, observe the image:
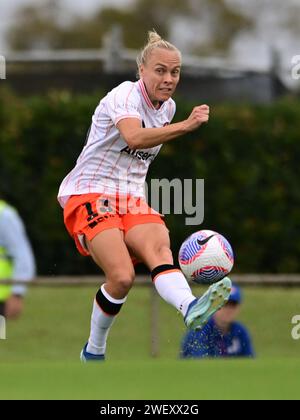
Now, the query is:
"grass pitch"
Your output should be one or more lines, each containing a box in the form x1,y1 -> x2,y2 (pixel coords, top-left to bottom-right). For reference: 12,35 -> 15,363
0,286 -> 300,399
0,359 -> 299,400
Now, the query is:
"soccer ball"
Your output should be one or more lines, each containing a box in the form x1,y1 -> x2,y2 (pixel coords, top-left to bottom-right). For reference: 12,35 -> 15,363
178,230 -> 234,285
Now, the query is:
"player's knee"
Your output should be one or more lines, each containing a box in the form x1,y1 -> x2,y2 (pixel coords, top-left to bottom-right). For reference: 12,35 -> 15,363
154,244 -> 173,262
109,268 -> 135,294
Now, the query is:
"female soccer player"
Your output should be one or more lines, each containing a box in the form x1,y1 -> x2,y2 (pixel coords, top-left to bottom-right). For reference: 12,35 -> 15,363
58,30 -> 231,361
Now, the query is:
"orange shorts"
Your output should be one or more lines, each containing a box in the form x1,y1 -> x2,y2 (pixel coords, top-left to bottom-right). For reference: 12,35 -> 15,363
63,193 -> 166,257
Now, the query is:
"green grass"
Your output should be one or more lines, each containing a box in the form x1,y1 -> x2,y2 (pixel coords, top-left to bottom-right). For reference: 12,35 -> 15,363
0,359 -> 299,400
0,286 -> 300,399
1,286 -> 300,361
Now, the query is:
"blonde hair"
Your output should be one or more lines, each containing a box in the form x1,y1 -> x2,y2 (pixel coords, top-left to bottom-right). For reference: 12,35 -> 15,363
136,30 -> 182,75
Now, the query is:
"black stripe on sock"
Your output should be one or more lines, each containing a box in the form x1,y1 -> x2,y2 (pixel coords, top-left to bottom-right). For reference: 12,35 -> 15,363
96,288 -> 123,316
151,264 -> 176,281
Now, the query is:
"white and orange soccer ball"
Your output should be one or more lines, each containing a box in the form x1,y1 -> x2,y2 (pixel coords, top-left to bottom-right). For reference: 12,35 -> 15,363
178,230 -> 234,285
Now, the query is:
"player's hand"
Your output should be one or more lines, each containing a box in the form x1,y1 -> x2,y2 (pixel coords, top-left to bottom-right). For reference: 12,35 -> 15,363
183,105 -> 210,132
5,295 -> 24,320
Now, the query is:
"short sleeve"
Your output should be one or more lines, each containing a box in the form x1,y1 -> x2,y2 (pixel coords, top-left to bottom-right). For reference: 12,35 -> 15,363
106,82 -> 142,126
169,99 -> 176,122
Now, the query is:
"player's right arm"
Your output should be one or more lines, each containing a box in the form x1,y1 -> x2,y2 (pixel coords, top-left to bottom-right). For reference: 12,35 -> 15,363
117,105 -> 210,150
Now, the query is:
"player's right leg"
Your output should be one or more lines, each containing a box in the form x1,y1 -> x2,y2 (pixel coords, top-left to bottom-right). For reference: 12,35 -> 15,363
63,193 -> 136,361
87,228 -> 135,299
81,228 -> 135,362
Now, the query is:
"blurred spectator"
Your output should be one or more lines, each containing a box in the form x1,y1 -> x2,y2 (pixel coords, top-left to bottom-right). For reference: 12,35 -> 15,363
0,199 -> 36,319
180,282 -> 255,358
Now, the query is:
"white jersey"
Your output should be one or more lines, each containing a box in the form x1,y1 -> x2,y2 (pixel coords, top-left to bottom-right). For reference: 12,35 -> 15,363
58,79 -> 176,207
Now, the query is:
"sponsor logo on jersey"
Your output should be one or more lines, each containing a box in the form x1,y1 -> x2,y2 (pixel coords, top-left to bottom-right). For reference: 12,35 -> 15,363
120,146 -> 157,162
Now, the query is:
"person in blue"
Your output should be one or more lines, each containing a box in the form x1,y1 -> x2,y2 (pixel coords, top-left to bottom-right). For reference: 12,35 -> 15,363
180,281 -> 255,358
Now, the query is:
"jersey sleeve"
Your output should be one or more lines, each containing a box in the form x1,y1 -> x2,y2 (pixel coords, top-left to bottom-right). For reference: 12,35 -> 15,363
169,99 -> 177,122
0,207 -> 36,295
106,82 -> 142,126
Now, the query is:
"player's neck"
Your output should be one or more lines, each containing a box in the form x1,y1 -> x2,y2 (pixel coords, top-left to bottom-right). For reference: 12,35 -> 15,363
152,100 -> 164,109
141,81 -> 164,109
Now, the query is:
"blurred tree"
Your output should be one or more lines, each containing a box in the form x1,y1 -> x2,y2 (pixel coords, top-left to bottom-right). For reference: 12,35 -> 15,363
281,3 -> 300,36
6,0 -> 72,50
7,0 -> 253,54
189,0 -> 253,55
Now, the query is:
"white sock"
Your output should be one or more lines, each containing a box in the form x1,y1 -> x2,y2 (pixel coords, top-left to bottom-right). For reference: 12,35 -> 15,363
86,284 -> 127,355
152,266 -> 196,317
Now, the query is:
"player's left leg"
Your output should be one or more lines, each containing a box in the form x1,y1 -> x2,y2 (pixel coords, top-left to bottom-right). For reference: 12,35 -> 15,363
125,223 -> 231,329
125,223 -> 196,317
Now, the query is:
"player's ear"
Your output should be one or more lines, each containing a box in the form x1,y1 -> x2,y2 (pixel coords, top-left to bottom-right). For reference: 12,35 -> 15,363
139,64 -> 145,78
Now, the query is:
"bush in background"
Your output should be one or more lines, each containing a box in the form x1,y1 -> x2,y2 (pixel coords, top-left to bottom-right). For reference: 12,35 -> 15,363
0,87 -> 299,274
